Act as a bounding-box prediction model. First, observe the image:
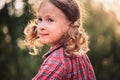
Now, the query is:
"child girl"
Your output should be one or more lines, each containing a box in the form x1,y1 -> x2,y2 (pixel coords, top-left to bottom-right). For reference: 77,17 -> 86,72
24,0 -> 96,80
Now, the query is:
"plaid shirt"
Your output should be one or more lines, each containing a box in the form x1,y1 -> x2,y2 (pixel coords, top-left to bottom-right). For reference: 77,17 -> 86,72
32,44 -> 96,80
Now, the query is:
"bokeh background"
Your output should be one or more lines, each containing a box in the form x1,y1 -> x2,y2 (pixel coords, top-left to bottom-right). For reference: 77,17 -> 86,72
0,0 -> 120,80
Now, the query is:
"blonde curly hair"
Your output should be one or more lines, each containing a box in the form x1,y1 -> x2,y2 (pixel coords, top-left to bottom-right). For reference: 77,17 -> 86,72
24,0 -> 89,56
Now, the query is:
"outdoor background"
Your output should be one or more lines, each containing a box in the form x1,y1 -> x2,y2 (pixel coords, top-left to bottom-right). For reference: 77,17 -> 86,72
0,0 -> 120,80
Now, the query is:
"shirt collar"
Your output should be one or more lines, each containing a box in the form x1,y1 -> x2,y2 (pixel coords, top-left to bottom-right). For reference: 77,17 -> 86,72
42,43 -> 63,59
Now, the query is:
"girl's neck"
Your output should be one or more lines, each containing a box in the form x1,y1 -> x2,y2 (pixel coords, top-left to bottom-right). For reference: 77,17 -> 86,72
50,43 -> 61,50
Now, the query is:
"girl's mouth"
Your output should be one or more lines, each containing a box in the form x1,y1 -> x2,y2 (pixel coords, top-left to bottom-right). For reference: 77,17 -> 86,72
39,33 -> 49,37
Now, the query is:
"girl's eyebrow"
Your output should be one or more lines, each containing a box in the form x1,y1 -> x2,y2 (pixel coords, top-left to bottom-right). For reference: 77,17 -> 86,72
37,15 -> 41,18
46,15 -> 54,18
38,15 -> 55,18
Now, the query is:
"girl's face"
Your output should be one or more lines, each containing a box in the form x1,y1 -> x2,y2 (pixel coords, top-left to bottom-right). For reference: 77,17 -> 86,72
37,1 -> 71,46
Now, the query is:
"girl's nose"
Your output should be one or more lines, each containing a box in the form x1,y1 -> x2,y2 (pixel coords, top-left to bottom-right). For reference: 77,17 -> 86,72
37,22 -> 46,31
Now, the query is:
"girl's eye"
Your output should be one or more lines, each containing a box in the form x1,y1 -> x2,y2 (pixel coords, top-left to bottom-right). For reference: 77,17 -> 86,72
48,18 -> 54,22
38,18 -> 42,22
37,18 -> 42,25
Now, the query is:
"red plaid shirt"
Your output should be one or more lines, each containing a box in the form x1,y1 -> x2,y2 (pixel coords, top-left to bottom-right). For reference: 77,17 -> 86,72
32,44 -> 96,80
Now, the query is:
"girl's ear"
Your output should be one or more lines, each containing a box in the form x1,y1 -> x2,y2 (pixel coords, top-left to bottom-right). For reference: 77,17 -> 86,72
69,22 -> 74,28
66,22 -> 72,30
64,22 -> 72,32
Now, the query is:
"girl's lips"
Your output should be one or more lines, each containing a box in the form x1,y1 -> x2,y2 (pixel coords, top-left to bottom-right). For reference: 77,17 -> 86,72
39,33 -> 49,37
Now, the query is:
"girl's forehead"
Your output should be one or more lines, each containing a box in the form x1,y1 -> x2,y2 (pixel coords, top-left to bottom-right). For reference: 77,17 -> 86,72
38,1 -> 64,17
39,1 -> 58,13
38,1 -> 70,23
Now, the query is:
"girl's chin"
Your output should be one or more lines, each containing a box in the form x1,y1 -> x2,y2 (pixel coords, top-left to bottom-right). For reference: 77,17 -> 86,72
40,41 -> 56,46
37,38 -> 59,46
40,40 -> 51,45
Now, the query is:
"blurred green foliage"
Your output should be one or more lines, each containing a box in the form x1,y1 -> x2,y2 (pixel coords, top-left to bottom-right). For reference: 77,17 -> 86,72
0,0 -> 120,80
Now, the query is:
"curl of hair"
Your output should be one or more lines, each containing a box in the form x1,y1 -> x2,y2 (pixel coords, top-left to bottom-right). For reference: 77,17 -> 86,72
59,20 -> 89,56
24,20 -> 43,55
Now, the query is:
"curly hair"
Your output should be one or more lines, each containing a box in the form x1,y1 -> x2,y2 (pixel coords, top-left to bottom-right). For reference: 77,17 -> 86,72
24,0 -> 89,56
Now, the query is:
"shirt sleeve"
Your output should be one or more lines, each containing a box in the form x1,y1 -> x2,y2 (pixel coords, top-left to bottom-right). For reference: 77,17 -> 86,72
32,56 -> 64,80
